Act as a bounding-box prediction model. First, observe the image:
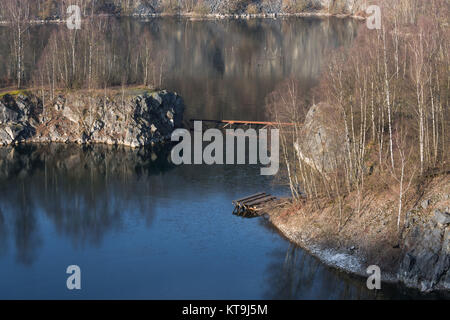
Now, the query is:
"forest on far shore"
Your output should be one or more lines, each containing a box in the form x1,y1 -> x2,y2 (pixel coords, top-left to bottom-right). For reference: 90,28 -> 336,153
0,0 -> 364,20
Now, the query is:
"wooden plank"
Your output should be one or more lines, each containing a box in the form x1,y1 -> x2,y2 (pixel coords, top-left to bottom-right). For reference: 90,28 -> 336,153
244,195 -> 277,207
222,120 -> 294,126
239,193 -> 269,205
190,119 -> 295,126
233,192 -> 266,204
234,192 -> 266,203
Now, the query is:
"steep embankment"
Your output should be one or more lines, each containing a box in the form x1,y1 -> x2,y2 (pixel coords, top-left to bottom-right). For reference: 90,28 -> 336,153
269,177 -> 449,293
268,102 -> 450,293
0,89 -> 184,147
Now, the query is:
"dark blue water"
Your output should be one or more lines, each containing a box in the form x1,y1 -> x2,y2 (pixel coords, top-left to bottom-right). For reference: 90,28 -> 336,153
0,144 -> 424,299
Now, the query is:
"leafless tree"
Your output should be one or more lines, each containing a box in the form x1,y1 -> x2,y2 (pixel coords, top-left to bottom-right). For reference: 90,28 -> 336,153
0,0 -> 31,88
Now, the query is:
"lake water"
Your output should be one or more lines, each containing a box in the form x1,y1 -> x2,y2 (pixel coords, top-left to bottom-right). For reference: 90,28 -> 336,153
0,17 -> 424,299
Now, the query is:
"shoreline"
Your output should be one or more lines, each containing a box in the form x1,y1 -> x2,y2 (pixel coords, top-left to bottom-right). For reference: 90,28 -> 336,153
268,216 -> 449,298
0,11 -> 366,26
264,176 -> 450,294
266,210 -> 397,282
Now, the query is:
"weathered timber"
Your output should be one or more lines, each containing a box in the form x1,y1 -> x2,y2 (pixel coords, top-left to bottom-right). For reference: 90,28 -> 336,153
232,192 -> 279,217
244,195 -> 277,207
233,192 -> 266,204
187,119 -> 295,131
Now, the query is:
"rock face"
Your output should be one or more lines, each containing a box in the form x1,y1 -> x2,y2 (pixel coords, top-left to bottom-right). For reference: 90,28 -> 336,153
204,0 -> 361,15
435,210 -> 450,226
399,209 -> 450,292
132,0 -> 158,15
0,90 -> 184,148
0,94 -> 37,145
121,0 -> 362,16
294,102 -> 346,174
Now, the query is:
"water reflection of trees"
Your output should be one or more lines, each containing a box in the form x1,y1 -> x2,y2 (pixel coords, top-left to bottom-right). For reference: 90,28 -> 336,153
0,17 -> 357,121
263,244 -> 370,299
262,238 -> 441,300
258,221 -> 411,299
0,144 -> 174,265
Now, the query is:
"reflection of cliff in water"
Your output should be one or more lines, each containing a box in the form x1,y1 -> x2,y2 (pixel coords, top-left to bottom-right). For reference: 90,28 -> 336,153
149,17 -> 358,120
0,144 -> 174,265
0,17 -> 358,121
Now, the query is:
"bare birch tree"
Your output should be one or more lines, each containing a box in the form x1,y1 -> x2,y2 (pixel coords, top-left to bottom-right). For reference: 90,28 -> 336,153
0,0 -> 31,88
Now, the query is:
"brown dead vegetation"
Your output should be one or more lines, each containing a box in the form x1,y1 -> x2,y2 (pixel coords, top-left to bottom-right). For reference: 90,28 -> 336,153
267,0 -> 449,237
270,175 -> 449,273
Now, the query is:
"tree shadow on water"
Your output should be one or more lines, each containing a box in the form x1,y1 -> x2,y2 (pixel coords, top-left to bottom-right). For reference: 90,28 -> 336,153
262,241 -> 439,300
0,143 -> 176,265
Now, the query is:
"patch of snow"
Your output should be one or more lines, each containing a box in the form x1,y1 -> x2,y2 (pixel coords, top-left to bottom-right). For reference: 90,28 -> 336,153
310,246 -> 363,274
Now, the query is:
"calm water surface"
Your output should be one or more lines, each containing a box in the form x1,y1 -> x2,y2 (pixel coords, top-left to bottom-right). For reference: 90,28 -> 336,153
0,18 -> 424,299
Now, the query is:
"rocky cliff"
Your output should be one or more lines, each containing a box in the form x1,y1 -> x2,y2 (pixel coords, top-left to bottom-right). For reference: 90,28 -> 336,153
0,89 -> 184,148
4,0 -> 364,20
132,0 -> 363,16
399,205 -> 450,292
294,102 -> 346,175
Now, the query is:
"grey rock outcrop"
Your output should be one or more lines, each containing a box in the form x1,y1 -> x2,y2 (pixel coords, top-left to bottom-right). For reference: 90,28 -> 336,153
132,0 -> 158,15
126,0 -> 363,16
294,102 -> 346,174
0,90 -> 184,148
434,210 -> 450,226
0,95 -> 37,145
399,210 -> 450,292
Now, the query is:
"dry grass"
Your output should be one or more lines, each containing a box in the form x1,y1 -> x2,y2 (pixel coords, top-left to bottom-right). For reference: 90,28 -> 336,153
270,174 -> 450,273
